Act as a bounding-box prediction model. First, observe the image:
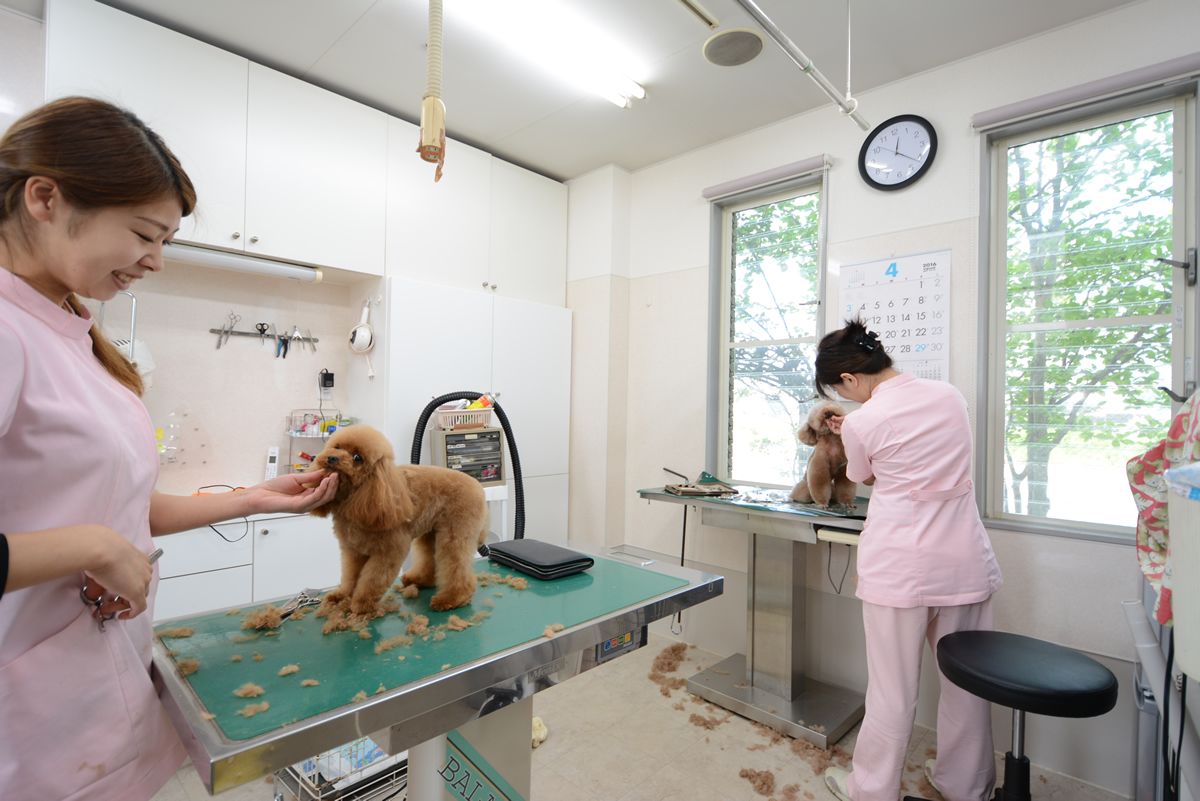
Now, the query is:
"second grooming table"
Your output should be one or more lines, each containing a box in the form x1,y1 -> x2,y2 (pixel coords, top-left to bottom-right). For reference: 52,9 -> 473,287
639,486 -> 865,748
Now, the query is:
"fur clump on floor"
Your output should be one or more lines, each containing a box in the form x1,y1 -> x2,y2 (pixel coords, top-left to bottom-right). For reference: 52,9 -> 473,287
176,658 -> 200,676
647,642 -> 691,696
406,614 -> 430,637
531,716 -> 548,749
301,679 -> 320,687
233,683 -> 265,698
158,627 -> 194,639
689,712 -> 731,730
738,768 -> 776,797
277,664 -> 300,676
477,572 -> 529,591
241,605 -> 285,630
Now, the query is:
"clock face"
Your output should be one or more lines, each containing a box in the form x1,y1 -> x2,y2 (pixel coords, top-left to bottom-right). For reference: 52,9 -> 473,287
858,114 -> 938,191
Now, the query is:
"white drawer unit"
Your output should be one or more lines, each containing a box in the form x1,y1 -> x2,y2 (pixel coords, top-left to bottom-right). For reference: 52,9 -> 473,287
155,565 -> 253,622
158,521 -> 253,579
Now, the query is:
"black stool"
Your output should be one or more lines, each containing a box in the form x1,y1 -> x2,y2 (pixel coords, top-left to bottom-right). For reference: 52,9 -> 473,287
932,630 -> 1119,801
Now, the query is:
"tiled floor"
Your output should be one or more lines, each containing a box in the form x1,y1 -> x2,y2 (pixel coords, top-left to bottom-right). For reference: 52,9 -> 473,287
153,633 -> 1128,800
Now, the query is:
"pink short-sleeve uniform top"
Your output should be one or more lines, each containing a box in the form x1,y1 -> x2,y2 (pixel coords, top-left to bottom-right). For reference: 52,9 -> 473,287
841,373 -> 1003,608
0,267 -> 185,801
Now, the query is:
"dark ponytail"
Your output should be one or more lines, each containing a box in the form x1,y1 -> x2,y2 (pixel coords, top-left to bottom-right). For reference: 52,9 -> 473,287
813,319 -> 894,398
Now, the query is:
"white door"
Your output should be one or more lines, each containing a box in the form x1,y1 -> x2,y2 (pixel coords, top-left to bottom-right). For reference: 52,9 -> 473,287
252,515 -> 342,602
488,159 -> 567,306
386,278 -> 493,463
491,296 -> 571,478
44,0 -> 249,250
386,119 -> 493,292
245,64 -> 387,275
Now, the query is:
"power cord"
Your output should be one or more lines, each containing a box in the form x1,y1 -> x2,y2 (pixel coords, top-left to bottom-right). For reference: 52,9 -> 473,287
826,541 -> 851,595
195,485 -> 250,542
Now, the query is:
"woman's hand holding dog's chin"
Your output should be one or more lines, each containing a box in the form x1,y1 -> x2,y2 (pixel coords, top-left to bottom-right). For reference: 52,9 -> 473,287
827,415 -> 845,435
242,470 -> 339,515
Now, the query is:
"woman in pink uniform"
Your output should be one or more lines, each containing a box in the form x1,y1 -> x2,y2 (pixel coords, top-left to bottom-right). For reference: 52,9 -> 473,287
818,321 -> 1003,801
0,98 -> 338,801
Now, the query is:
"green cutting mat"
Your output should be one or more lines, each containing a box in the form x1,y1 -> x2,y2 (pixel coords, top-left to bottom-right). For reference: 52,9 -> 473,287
156,558 -> 687,742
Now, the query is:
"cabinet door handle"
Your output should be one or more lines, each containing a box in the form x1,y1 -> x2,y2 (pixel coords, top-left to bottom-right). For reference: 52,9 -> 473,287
490,283 -> 497,290
250,235 -> 260,244
231,231 -> 241,240
260,528 -> 269,536
482,280 -> 489,288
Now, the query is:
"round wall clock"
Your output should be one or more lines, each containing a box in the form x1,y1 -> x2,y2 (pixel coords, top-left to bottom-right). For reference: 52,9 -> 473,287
857,114 -> 938,191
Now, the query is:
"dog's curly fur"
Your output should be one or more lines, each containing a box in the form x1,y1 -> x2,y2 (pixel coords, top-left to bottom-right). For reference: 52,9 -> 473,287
789,401 -> 857,508
309,425 -> 488,615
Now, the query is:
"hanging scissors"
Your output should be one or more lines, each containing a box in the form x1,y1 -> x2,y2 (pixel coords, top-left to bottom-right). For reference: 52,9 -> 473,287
218,312 -> 241,349
255,322 -> 269,344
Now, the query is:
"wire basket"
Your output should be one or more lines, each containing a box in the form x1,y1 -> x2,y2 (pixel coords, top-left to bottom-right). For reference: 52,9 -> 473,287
274,736 -> 407,801
434,407 -> 493,430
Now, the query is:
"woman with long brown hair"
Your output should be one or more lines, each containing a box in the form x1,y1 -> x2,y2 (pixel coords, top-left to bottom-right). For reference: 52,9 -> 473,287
0,97 -> 338,801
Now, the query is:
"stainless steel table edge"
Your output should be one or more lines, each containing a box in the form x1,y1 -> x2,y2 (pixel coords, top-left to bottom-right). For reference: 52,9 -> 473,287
151,552 -> 724,794
636,488 -> 866,531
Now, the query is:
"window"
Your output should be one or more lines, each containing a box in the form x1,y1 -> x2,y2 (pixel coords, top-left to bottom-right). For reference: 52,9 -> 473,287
986,96 -> 1195,537
717,185 -> 824,486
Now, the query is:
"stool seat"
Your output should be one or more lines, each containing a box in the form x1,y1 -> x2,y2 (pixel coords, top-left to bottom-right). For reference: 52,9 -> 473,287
937,631 -> 1118,719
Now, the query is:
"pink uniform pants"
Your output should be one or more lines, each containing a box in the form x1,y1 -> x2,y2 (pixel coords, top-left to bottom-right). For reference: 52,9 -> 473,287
846,599 -> 996,801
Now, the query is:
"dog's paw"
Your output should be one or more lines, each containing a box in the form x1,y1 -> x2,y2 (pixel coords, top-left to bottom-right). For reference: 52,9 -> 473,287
349,599 -> 380,617
429,591 -> 471,612
401,571 -> 435,588
323,590 -> 348,606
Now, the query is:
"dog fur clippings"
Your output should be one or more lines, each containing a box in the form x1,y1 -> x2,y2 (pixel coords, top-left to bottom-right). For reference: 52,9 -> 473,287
790,401 -> 857,509
310,425 -> 489,616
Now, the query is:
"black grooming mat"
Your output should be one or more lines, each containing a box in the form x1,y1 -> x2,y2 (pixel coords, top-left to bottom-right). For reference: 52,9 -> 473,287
486,539 -> 594,580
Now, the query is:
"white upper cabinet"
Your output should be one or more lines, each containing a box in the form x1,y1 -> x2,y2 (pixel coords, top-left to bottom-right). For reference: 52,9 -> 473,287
44,0 -> 248,250
386,118 -> 492,292
245,65 -> 387,276
489,159 -> 567,307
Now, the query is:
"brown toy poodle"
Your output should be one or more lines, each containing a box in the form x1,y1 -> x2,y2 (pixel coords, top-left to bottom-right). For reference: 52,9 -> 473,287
789,401 -> 857,509
309,425 -> 488,615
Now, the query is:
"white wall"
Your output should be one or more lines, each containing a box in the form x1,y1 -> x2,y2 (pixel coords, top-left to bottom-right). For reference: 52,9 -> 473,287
569,0 -> 1200,794
0,7 -> 43,131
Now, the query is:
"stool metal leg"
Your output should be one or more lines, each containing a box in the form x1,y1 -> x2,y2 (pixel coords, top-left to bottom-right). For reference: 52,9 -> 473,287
995,709 -> 1031,801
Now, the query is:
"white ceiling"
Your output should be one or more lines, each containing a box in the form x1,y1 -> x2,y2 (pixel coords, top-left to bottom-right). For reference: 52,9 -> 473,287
10,0 -> 1137,181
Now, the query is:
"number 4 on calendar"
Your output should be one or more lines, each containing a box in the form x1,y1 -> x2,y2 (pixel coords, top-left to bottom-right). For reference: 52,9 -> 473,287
884,262 -> 899,278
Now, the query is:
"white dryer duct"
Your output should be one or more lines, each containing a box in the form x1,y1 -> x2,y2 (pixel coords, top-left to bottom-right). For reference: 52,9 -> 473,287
418,0 -> 447,182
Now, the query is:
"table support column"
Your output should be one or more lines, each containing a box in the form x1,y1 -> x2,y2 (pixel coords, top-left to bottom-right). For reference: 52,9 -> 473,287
687,533 -> 864,748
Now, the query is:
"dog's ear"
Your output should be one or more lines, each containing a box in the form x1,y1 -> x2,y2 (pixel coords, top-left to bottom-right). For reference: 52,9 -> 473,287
798,423 -> 818,446
343,461 -> 404,530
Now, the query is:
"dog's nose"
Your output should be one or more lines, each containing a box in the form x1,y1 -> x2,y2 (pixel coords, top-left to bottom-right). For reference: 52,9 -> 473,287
326,455 -> 339,465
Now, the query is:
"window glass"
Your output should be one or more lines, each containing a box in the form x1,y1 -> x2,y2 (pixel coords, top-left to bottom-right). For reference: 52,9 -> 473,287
996,109 -> 1178,528
724,191 -> 821,486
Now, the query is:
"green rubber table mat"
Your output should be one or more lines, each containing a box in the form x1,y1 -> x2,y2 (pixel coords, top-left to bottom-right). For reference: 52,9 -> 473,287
155,558 -> 686,742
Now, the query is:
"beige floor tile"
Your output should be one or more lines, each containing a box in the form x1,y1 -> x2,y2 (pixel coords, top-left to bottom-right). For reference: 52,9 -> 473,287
148,775 -> 190,801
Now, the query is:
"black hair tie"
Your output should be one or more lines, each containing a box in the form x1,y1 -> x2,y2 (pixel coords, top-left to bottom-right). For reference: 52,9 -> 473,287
854,330 -> 881,352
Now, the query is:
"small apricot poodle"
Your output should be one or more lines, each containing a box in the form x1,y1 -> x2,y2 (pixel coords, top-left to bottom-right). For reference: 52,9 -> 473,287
789,401 -> 857,509
309,425 -> 488,615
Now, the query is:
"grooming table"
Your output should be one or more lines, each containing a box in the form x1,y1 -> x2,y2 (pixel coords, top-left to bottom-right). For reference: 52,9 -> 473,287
152,551 -> 723,796
639,486 -> 865,749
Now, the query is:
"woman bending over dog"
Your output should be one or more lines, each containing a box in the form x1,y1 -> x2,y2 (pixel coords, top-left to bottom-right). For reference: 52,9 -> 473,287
816,319 -> 1003,801
0,97 -> 337,801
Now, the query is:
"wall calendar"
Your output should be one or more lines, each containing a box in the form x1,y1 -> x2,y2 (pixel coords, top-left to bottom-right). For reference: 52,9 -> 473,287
838,250 -> 951,382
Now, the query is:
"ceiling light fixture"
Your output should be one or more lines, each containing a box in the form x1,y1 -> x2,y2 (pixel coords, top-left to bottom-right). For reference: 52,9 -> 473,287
730,0 -> 869,131
451,0 -> 646,109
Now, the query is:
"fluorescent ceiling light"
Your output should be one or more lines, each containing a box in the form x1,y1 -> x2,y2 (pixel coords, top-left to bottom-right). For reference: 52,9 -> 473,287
165,242 -> 323,283
450,0 -> 647,108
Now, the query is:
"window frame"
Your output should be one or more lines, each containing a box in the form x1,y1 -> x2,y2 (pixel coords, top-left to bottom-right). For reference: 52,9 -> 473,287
707,173 -> 829,487
978,88 -> 1198,543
